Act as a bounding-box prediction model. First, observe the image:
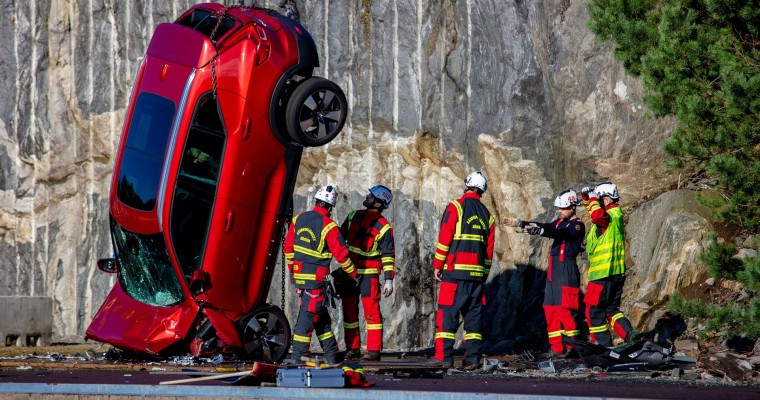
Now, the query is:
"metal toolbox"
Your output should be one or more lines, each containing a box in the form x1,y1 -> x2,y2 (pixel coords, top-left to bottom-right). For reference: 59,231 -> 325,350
276,367 -> 345,388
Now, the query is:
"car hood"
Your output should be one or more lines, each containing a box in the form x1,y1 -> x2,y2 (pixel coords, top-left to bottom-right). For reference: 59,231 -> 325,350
85,283 -> 199,354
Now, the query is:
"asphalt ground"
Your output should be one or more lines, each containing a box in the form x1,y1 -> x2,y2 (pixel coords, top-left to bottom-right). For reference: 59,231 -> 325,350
0,361 -> 759,399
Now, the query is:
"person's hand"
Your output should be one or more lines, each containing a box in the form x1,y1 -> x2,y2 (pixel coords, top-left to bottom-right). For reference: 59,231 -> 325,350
505,217 -> 529,228
581,186 -> 591,196
383,280 -> 393,297
353,276 -> 361,286
526,226 -> 544,235
434,269 -> 442,282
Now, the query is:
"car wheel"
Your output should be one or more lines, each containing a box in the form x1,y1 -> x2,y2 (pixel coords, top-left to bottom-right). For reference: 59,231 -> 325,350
241,305 -> 291,363
285,77 -> 347,146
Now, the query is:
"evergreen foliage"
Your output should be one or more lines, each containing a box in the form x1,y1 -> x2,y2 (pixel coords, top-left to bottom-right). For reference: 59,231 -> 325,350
588,0 -> 760,337
588,0 -> 760,231
668,236 -> 760,338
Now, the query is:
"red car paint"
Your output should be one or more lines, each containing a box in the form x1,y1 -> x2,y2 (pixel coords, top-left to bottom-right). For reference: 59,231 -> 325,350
86,4 -> 347,362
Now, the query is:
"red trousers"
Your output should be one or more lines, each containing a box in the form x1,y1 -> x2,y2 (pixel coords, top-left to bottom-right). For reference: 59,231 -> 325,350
341,276 -> 383,352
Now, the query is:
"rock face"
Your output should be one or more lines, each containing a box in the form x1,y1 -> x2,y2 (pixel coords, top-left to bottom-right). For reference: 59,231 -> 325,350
0,0 -> 713,352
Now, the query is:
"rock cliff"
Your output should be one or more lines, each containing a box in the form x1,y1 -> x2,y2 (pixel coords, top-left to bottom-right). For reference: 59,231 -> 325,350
0,0 -> 711,352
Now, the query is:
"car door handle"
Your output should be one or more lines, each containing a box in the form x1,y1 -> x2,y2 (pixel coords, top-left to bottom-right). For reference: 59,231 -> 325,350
225,210 -> 235,233
242,117 -> 251,140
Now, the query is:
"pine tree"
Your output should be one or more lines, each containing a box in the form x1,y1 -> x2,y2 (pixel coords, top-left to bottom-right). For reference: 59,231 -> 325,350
588,0 -> 760,231
588,0 -> 760,338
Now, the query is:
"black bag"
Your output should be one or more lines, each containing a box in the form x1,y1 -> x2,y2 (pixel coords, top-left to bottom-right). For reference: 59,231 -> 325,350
620,340 -> 672,368
563,336 -> 673,369
563,336 -> 636,368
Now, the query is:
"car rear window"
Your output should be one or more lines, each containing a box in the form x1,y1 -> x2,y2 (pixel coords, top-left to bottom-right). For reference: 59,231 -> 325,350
176,9 -> 237,40
117,93 -> 175,211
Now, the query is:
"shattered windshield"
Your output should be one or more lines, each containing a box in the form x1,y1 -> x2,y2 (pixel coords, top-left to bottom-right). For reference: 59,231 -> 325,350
111,217 -> 184,306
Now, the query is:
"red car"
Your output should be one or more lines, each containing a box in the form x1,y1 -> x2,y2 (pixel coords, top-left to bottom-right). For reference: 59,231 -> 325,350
85,4 -> 347,362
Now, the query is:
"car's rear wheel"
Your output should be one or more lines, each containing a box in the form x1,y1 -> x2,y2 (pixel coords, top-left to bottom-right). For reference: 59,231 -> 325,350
285,77 -> 347,146
240,305 -> 291,362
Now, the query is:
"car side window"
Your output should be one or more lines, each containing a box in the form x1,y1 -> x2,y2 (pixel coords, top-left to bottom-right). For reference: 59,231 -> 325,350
170,93 -> 226,279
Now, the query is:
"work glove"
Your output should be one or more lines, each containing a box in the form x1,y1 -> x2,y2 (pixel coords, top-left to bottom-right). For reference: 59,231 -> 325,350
517,219 -> 529,229
383,280 -> 393,297
526,226 -> 544,235
581,186 -> 591,196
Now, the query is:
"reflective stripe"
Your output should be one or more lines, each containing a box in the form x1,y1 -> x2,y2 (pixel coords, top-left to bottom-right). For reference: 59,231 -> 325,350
436,243 -> 449,252
318,222 -> 338,255
317,331 -> 334,341
452,233 -> 485,242
451,200 -> 464,236
547,330 -> 565,338
342,366 -> 365,374
381,256 -> 395,264
357,269 -> 379,275
589,324 -> 609,333
565,330 -> 580,337
376,224 -> 392,240
294,245 -> 331,259
293,273 -> 317,281
610,312 -> 625,326
464,333 -> 482,341
382,265 -> 394,272
343,322 -> 359,329
347,245 -> 382,257
434,253 -> 446,261
293,334 -> 311,343
367,324 -> 383,330
435,332 -> 456,340
453,264 -> 485,273
339,258 -> 353,268
343,264 -> 356,274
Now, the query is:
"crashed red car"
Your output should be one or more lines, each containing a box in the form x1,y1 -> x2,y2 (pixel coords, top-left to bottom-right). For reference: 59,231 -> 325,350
85,4 -> 347,362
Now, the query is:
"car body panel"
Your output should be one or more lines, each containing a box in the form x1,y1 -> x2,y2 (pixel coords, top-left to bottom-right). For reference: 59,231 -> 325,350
88,278 -> 199,354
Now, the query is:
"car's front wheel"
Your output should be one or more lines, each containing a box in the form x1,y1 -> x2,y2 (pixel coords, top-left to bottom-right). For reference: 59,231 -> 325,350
285,77 -> 347,146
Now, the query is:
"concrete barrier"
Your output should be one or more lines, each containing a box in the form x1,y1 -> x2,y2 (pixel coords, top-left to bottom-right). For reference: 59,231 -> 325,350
0,297 -> 53,347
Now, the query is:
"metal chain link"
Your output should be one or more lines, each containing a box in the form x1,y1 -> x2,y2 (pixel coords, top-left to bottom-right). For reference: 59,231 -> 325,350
281,220 -> 288,310
207,4 -> 275,99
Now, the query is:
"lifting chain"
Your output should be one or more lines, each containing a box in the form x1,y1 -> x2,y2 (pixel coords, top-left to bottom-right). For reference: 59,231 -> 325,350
206,4 -> 273,99
281,219 -> 289,310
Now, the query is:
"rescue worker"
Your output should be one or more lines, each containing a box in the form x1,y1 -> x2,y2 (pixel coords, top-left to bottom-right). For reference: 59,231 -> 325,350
284,185 -> 358,365
580,182 -> 637,347
507,190 -> 585,357
338,185 -> 396,361
430,172 -> 495,370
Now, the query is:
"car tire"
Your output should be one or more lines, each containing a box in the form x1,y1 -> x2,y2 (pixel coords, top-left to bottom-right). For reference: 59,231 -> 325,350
240,305 -> 291,363
285,77 -> 347,146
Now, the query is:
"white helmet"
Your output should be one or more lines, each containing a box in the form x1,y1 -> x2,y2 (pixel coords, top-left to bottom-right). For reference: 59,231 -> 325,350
315,185 -> 338,206
465,171 -> 487,192
369,185 -> 393,208
554,189 -> 581,208
594,182 -> 619,200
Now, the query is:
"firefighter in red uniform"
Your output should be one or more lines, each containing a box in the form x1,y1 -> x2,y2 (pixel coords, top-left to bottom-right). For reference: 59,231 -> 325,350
284,185 -> 357,365
580,182 -> 637,346
338,185 -> 395,361
430,172 -> 495,369
508,189 -> 585,357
